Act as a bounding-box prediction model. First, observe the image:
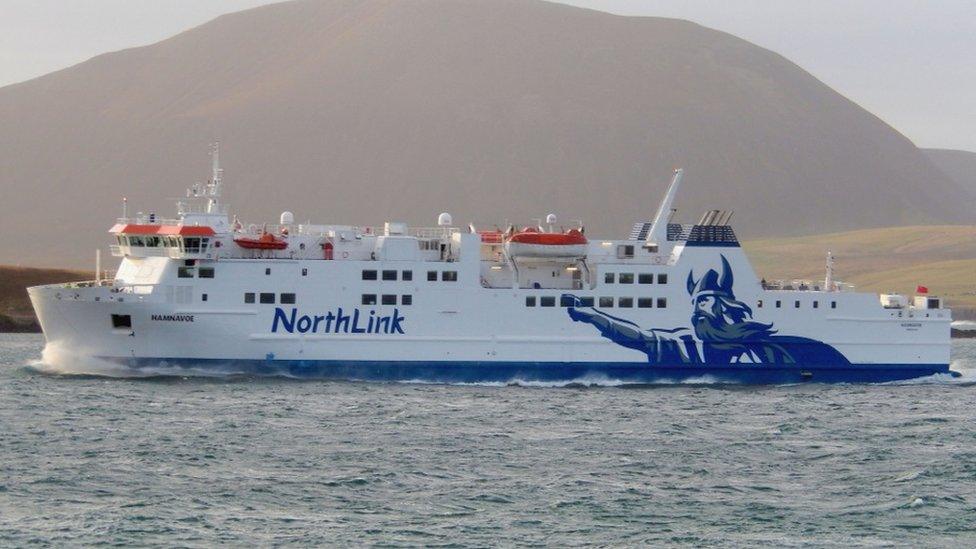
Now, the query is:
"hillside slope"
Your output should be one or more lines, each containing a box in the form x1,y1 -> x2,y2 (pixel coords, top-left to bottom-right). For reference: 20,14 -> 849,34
925,148 -> 976,198
0,0 -> 971,267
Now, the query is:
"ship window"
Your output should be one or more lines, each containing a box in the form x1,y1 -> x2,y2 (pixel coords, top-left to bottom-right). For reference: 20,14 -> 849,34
177,267 -> 194,278
184,238 -> 201,254
427,271 -> 437,281
657,297 -> 667,308
362,270 -> 378,281
198,267 -> 215,279
619,297 -> 634,308
201,293 -> 208,302
599,297 -> 614,308
362,294 -> 377,305
604,273 -> 615,284
638,273 -> 653,284
402,295 -> 412,306
442,271 -> 458,282
619,273 -> 634,284
280,293 -> 296,304
581,297 -> 595,307
776,300 -> 782,308
525,296 -> 536,307
813,301 -> 819,309
657,274 -> 668,284
244,293 -> 255,304
794,300 -> 801,308
831,301 -> 837,309
638,297 -> 653,308
111,314 -> 131,329
382,294 -> 397,305
260,293 -> 275,304
302,268 -> 308,277
265,268 -> 271,276
402,270 -> 413,281
757,300 -> 763,308
382,270 -> 397,281
540,296 -> 556,307
560,295 -> 576,307
617,245 -> 635,259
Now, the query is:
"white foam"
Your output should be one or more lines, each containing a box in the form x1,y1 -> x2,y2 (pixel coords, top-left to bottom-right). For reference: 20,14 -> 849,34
951,320 -> 976,331
28,341 -> 253,379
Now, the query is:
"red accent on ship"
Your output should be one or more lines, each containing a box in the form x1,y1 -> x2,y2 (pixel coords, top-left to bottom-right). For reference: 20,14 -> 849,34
109,224 -> 216,236
234,233 -> 288,250
507,228 -> 587,246
479,231 -> 504,244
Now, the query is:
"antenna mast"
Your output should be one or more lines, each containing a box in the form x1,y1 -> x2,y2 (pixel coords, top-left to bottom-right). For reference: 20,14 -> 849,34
207,141 -> 223,213
824,250 -> 835,292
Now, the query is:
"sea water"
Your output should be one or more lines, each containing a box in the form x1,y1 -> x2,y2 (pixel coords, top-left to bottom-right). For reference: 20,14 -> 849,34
1,333 -> 974,546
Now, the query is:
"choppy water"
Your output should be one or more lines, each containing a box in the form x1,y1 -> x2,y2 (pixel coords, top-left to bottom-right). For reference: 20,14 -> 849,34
1,334 -> 975,547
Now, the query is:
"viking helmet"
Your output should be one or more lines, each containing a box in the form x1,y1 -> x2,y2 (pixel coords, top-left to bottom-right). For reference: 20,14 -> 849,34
687,255 -> 735,300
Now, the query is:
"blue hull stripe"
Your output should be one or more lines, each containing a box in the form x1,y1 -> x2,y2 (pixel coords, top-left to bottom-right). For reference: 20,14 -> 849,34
104,358 -> 958,384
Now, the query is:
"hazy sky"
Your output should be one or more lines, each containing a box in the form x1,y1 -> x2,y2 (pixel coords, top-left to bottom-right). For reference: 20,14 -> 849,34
1,0 -> 973,151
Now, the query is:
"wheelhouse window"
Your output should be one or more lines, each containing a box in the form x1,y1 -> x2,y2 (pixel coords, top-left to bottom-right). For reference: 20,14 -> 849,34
259,293 -> 275,304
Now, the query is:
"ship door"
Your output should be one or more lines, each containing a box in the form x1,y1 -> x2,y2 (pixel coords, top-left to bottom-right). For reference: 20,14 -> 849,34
323,241 -> 334,260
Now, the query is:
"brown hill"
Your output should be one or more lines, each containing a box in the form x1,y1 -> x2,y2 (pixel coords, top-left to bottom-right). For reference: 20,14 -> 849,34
0,0 -> 972,267
0,266 -> 88,331
925,149 -> 976,198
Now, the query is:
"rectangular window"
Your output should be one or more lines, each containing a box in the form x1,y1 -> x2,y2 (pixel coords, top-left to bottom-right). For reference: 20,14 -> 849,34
831,301 -> 837,309
202,293 -> 208,302
619,273 -> 634,284
604,272 -> 615,284
560,295 -> 576,307
302,268 -> 308,277
540,296 -> 556,307
362,270 -> 378,281
382,270 -> 397,281
813,301 -> 819,309
260,293 -> 275,304
244,292 -> 255,304
638,297 -> 653,308
198,267 -> 215,279
599,297 -> 614,308
638,273 -> 654,284
382,294 -> 397,305
526,296 -> 536,307
111,314 -> 131,329
581,297 -> 595,307
362,294 -> 377,305
442,271 -> 458,282
177,267 -> 194,278
776,300 -> 782,308
427,271 -> 438,281
618,297 -> 634,308
401,295 -> 413,306
794,300 -> 801,308
280,293 -> 296,305
402,270 -> 413,281
265,267 -> 271,276
757,299 -> 763,308
656,297 -> 667,308
657,274 -> 668,284
617,245 -> 635,259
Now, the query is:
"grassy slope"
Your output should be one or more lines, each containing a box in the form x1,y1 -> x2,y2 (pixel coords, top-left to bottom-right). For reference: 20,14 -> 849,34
0,266 -> 89,318
743,225 -> 976,308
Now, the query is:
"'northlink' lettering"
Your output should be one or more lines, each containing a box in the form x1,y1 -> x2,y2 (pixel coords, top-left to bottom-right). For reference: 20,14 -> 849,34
272,307 -> 405,335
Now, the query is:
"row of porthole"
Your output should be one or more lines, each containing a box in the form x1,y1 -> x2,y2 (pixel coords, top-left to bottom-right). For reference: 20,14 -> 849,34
758,299 -> 837,309
362,294 -> 412,306
526,296 -> 668,309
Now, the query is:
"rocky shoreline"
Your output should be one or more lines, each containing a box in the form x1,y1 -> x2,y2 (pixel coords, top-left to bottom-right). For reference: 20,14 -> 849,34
0,314 -> 41,333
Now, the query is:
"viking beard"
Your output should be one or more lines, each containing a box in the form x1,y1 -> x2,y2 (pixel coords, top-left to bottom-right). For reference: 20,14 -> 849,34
692,310 -> 775,343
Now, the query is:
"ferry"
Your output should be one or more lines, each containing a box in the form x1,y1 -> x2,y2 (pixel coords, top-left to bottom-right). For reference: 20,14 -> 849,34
28,146 -> 955,383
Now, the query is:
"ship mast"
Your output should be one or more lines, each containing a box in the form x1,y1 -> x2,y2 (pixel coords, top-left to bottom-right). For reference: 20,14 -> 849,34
824,250 -> 835,292
207,141 -> 223,214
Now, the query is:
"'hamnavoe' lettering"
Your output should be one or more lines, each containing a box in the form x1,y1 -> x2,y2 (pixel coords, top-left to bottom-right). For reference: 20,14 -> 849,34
151,314 -> 195,322
272,307 -> 405,334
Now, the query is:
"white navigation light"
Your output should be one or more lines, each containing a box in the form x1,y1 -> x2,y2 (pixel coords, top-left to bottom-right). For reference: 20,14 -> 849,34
280,211 -> 294,225
546,213 -> 557,225
437,212 -> 453,227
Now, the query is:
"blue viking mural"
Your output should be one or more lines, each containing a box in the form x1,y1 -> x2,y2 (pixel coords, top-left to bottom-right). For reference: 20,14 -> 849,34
565,256 -> 850,366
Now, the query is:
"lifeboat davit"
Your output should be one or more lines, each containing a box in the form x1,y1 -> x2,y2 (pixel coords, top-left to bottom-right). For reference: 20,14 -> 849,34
505,227 -> 588,259
234,232 -> 288,250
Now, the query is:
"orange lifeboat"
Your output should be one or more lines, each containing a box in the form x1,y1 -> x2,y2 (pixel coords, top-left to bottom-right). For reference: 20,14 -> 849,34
234,232 -> 288,250
505,228 -> 587,258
